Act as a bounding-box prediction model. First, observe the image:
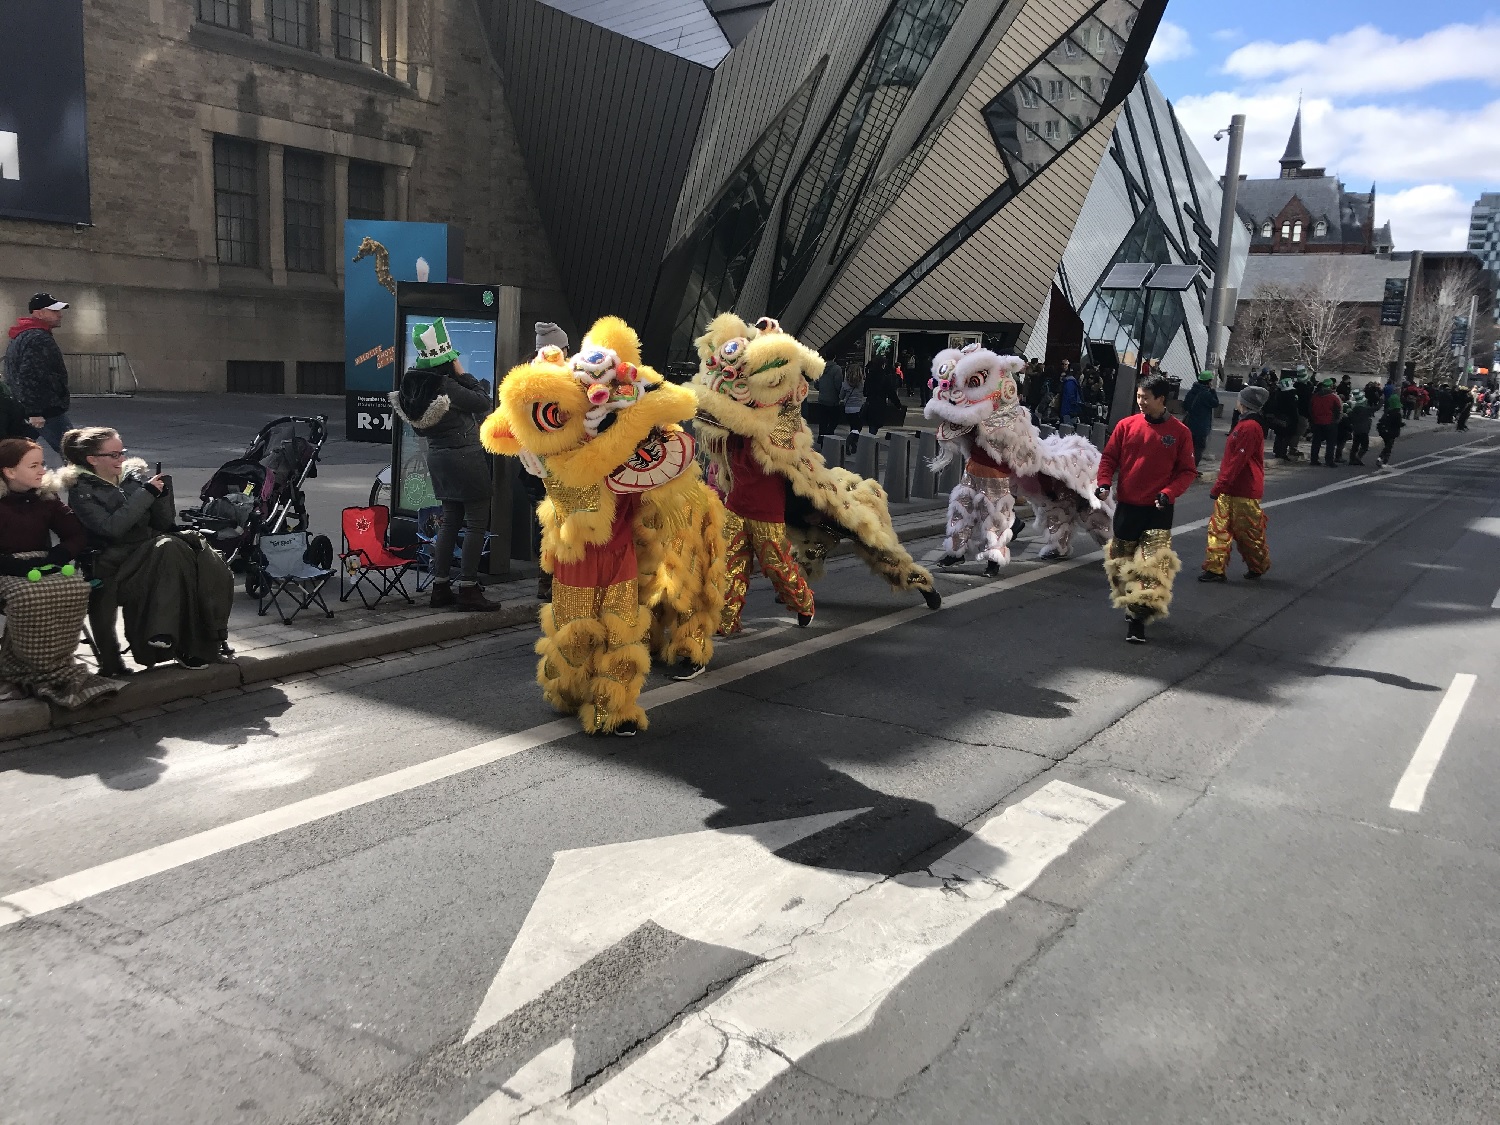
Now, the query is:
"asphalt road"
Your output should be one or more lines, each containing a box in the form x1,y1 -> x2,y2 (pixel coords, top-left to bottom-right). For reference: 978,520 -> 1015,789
2,420 -> 1499,1124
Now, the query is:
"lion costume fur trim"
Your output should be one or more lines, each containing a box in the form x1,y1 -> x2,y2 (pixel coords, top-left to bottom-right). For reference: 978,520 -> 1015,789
1103,537 -> 1182,621
691,314 -> 934,595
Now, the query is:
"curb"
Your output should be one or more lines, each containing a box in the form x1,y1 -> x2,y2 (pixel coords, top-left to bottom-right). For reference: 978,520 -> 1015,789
0,602 -> 539,746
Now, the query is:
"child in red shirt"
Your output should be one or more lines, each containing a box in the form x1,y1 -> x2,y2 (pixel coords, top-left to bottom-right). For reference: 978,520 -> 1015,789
1200,386 -> 1271,582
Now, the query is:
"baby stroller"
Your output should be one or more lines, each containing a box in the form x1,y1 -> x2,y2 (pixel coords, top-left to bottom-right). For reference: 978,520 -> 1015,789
179,416 -> 331,597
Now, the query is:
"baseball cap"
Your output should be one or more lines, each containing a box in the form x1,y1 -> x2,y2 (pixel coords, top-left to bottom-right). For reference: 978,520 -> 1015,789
28,293 -> 68,312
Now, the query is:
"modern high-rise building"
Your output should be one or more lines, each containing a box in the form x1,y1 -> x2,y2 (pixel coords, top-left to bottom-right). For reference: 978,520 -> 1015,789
1468,193 -> 1500,325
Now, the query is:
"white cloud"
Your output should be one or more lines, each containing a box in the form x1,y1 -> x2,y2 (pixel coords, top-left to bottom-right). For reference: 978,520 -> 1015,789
1147,20 -> 1194,65
1377,185 -> 1474,250
1211,28 -> 1243,43
1223,21 -> 1500,97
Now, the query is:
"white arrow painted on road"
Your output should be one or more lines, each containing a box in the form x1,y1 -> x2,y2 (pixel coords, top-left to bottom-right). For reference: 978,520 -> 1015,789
462,781 -> 1120,1124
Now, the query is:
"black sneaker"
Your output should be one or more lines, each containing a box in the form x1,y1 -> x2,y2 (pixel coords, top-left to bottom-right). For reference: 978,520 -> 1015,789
797,612 -> 815,628
670,662 -> 708,682
1012,518 -> 1027,539
937,554 -> 964,567
1245,570 -> 1264,580
1125,617 -> 1147,644
985,559 -> 1000,577
1197,570 -> 1227,583
613,722 -> 639,738
921,587 -> 942,610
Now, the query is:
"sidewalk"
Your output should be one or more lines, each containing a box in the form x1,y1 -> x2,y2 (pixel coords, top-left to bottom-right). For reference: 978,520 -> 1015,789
0,496 -> 950,749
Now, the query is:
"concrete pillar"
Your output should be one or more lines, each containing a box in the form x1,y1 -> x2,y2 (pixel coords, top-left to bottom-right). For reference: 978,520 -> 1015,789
938,457 -> 962,495
332,154 -> 349,286
883,432 -> 911,502
819,434 -> 844,469
912,431 -> 938,499
854,433 -> 878,479
1090,423 -> 1107,448
266,145 -> 288,287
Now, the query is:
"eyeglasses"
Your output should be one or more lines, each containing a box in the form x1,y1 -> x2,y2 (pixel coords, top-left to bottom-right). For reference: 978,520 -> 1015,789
93,449 -> 129,460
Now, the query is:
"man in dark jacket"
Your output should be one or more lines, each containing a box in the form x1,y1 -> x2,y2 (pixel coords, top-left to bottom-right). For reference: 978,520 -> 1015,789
1268,378 -> 1299,460
816,355 -> 844,439
4,293 -> 73,453
389,319 -> 500,612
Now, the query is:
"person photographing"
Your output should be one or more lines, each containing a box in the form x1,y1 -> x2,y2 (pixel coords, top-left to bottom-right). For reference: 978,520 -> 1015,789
1095,374 -> 1197,643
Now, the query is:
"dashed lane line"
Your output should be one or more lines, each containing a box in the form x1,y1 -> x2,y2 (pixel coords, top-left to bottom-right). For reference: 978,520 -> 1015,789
1390,673 -> 1478,813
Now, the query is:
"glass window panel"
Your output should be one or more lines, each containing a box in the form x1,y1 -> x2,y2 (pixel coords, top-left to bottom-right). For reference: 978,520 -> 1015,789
771,0 -> 968,312
334,0 -> 378,65
268,0 -> 313,47
348,160 -> 386,220
198,0 -> 247,31
213,136 -> 259,267
283,149 -> 325,273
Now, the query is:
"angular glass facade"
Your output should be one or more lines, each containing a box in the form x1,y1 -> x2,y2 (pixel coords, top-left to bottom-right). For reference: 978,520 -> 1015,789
1077,210 -> 1186,363
652,65 -> 823,364
982,0 -> 1140,187
771,0 -> 967,313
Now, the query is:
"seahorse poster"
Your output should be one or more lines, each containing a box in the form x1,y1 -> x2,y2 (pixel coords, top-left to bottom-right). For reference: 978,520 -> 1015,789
343,220 -> 452,442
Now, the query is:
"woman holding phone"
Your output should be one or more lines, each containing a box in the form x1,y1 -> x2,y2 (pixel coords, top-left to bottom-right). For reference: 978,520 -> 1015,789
61,427 -> 234,672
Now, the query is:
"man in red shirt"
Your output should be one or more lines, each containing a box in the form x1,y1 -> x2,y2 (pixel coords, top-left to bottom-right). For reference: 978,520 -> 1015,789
1199,386 -> 1272,583
1307,377 -> 1342,467
1095,374 -> 1198,643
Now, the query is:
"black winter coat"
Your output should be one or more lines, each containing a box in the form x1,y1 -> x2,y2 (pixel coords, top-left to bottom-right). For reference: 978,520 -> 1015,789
3,325 -> 70,417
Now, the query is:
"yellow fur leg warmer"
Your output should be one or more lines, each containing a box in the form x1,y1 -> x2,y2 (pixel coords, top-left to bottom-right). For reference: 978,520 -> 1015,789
1104,532 -> 1181,621
535,606 -> 604,715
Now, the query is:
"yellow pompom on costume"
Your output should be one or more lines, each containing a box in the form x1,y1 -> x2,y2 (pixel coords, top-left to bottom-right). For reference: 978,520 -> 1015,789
481,317 -> 725,735
690,314 -> 940,634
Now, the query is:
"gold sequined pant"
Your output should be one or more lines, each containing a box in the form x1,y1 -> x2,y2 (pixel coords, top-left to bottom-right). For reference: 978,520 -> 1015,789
720,512 -> 815,635
537,578 -> 650,735
1103,528 -> 1182,622
1203,495 -> 1270,577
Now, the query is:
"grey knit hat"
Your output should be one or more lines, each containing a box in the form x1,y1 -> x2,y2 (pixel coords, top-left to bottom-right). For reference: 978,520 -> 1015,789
1239,386 -> 1270,413
534,321 -> 569,354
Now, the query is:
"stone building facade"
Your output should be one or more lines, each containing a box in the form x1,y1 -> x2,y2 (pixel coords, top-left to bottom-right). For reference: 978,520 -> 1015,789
0,0 -> 565,393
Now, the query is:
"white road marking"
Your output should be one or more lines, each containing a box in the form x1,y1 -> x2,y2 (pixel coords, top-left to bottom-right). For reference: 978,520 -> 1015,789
1,438 -> 1494,931
462,1038 -> 576,1124
1492,587 -> 1500,611
488,781 -> 1121,1124
465,809 -> 872,1042
1390,673 -> 1478,813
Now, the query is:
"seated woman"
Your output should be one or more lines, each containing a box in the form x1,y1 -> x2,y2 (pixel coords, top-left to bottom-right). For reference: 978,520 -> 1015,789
60,427 -> 234,672
0,438 -> 122,708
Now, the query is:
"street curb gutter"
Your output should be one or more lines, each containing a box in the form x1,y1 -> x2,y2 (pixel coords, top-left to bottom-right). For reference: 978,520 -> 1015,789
0,602 -> 539,745
0,521 -> 949,747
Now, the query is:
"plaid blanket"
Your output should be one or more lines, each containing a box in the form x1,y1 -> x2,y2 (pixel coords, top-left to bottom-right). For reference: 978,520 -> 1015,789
0,555 -> 121,709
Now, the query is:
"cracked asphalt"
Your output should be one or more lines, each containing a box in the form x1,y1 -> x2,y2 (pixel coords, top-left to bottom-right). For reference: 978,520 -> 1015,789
2,421 -> 1499,1124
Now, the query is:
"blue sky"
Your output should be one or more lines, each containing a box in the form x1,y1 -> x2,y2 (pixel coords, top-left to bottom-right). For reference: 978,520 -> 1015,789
1145,1 -> 1499,249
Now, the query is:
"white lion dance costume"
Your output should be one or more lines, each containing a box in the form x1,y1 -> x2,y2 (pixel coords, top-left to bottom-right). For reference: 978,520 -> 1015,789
925,346 -> 1113,572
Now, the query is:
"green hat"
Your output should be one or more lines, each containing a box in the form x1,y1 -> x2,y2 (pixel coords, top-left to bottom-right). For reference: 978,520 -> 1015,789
411,319 -> 461,369
1319,377 -> 1335,388
1197,371 -> 1214,382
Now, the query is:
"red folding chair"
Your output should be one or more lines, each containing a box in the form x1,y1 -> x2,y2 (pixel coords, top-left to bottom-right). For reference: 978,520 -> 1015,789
339,506 -> 415,608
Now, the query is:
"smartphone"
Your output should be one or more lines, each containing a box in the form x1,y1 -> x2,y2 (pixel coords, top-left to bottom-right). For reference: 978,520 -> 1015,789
155,461 -> 162,476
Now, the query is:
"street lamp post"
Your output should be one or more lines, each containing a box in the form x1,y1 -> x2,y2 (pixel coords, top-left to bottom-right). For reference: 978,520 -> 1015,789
1205,115 -> 1245,374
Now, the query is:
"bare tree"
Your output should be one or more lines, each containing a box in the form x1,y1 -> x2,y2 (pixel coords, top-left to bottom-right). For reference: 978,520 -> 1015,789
1361,322 -> 1401,375
1404,262 -> 1488,381
1287,260 -> 1362,372
1227,281 -> 1297,371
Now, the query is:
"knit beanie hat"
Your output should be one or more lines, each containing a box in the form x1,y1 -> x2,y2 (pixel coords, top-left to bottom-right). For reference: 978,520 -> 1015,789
1239,386 -> 1270,413
1197,371 -> 1214,382
534,321 -> 569,354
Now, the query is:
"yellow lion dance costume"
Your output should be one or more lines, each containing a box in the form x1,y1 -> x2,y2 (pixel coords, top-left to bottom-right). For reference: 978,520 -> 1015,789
481,317 -> 725,736
691,314 -> 941,634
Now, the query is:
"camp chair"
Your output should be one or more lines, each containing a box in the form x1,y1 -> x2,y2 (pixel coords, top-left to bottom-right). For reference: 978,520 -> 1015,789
339,506 -> 415,608
413,505 -> 497,591
255,531 -> 334,624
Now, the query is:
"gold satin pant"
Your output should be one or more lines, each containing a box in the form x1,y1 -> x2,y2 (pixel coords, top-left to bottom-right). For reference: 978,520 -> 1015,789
1203,495 -> 1270,576
720,512 -> 815,635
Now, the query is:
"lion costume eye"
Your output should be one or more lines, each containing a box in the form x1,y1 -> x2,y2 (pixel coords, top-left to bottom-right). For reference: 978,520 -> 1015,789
966,375 -> 984,389
532,401 -> 567,432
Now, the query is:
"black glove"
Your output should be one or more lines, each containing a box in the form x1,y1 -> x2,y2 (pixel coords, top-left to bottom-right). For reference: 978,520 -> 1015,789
44,545 -> 74,566
0,555 -> 32,577
142,479 -> 164,497
1155,491 -> 1172,509
1094,486 -> 1110,501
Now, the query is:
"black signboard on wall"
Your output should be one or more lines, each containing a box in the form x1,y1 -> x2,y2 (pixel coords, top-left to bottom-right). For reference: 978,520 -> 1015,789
1380,278 -> 1407,327
0,0 -> 91,224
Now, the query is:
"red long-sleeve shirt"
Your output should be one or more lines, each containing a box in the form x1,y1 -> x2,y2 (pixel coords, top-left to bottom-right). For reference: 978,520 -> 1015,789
1211,415 -> 1265,500
1096,412 -> 1198,507
1309,390 -> 1341,426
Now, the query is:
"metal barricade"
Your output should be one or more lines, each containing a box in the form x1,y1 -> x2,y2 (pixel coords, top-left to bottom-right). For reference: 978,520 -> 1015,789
62,353 -> 139,396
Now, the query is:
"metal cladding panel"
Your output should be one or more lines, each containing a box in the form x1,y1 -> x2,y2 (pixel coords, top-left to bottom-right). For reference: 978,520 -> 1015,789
669,0 -> 883,249
537,0 -> 731,66
486,0 -> 714,333
885,112 -> 1117,330
800,0 -> 1098,346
